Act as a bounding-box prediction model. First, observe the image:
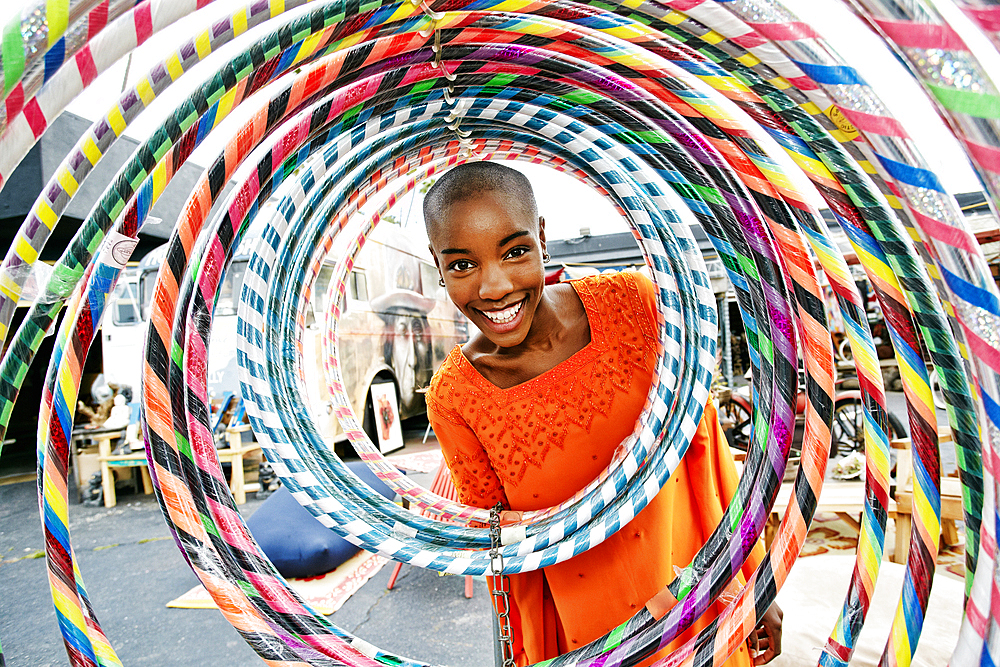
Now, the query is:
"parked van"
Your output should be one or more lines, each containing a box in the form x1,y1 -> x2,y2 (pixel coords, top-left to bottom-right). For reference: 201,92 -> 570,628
101,224 -> 468,446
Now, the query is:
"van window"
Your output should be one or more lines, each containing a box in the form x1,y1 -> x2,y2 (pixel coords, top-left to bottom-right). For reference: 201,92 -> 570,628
310,266 -> 365,318
311,265 -> 335,318
350,270 -> 368,302
111,281 -> 140,325
139,260 -> 248,320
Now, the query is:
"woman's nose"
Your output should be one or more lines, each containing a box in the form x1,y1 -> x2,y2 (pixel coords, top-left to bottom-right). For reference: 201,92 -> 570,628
479,263 -> 513,301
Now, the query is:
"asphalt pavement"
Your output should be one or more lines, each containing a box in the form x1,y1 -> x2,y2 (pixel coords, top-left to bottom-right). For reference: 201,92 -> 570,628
0,392 -> 955,666
0,452 -> 494,667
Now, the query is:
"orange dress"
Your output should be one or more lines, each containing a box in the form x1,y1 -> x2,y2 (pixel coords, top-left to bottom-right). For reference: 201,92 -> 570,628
426,271 -> 763,666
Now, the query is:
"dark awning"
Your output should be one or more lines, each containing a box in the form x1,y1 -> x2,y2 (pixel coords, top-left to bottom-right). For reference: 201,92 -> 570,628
0,110 -> 209,260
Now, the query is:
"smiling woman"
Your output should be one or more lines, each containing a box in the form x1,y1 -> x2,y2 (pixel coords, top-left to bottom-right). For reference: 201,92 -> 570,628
422,162 -> 780,666
425,166 -> 591,385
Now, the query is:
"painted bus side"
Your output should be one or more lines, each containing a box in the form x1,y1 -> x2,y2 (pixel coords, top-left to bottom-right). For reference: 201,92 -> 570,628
101,225 -> 467,443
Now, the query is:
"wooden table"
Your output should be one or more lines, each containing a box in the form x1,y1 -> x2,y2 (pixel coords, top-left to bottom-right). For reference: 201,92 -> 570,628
73,424 -> 263,507
765,480 -> 885,549
218,424 -> 262,505
892,431 -> 962,564
70,426 -> 151,507
97,437 -> 154,507
765,427 -> 962,565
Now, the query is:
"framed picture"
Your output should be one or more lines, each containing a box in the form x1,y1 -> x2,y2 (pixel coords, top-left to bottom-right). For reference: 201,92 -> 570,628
370,381 -> 404,454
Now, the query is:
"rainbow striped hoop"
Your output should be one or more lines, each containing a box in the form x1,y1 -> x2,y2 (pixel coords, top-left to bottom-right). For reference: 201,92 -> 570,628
2,0 -> 999,664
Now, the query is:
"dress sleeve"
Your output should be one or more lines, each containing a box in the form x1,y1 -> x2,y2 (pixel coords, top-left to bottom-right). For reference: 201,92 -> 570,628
703,400 -> 766,577
623,270 -> 659,345
426,389 -> 509,510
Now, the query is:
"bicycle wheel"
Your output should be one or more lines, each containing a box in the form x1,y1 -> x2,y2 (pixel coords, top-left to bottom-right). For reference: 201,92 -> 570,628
831,398 -> 906,457
718,394 -> 752,451
831,398 -> 865,458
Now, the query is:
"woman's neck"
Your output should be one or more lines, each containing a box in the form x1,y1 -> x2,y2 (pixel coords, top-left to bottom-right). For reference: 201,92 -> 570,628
465,283 -> 591,388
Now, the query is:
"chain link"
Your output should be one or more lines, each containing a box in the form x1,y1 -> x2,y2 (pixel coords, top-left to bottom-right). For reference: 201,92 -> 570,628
490,503 -> 516,667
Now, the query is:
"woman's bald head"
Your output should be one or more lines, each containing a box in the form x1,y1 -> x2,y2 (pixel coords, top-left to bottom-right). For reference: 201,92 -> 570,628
423,162 -> 538,242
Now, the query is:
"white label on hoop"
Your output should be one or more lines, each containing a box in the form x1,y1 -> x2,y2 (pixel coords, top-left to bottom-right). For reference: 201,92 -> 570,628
98,230 -> 138,269
350,637 -> 378,658
391,521 -> 418,539
500,525 -> 527,545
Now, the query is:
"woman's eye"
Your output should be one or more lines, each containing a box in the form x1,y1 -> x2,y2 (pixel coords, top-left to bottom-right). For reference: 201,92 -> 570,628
449,260 -> 473,272
506,247 -> 529,259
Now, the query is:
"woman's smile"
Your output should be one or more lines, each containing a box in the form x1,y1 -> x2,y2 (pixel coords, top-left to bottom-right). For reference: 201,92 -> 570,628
476,298 -> 526,332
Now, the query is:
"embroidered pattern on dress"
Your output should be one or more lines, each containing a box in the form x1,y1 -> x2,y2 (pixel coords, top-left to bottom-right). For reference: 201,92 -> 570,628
428,273 -> 656,495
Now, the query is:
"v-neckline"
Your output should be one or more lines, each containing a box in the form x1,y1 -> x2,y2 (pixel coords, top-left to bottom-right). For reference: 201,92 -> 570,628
453,277 -> 603,402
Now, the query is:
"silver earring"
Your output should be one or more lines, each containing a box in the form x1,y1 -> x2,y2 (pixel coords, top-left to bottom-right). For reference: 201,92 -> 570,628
542,252 -> 551,262
438,277 -> 446,287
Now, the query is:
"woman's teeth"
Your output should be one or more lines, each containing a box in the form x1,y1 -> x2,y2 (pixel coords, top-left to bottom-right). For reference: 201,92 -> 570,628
483,301 -> 522,324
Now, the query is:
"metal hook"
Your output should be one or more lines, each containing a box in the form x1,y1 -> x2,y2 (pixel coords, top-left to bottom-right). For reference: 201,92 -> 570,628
447,119 -> 471,138
407,0 -> 444,22
430,30 -> 456,81
432,29 -> 443,67
437,65 -> 457,82
445,103 -> 468,135
458,135 -> 477,158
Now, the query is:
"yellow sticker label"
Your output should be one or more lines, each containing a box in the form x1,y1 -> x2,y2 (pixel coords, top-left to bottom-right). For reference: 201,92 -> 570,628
823,104 -> 859,140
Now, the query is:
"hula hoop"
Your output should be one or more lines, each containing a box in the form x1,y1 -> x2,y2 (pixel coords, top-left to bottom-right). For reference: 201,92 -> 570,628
146,104 -> 712,667
141,27 -> 796,664
157,85 -> 719,569
0,5 -> 892,664
1,0 -> 998,665
0,0 -> 320,344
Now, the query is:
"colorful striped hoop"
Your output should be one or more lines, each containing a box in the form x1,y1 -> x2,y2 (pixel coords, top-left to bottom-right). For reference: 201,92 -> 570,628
2,0 -> 999,664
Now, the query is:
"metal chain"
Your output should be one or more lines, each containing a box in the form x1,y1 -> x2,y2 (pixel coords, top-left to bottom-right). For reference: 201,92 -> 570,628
489,503 -> 516,667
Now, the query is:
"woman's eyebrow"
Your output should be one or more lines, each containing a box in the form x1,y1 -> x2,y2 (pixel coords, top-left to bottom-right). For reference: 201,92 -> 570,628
442,230 -> 530,255
499,230 -> 530,246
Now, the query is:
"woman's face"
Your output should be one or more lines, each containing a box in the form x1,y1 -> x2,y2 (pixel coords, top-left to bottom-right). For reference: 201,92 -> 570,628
428,190 -> 546,349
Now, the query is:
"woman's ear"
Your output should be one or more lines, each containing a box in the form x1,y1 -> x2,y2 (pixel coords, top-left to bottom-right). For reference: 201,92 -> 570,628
429,245 -> 446,287
538,216 -> 547,252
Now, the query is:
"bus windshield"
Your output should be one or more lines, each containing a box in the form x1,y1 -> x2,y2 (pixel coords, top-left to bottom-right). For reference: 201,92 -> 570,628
139,260 -> 248,319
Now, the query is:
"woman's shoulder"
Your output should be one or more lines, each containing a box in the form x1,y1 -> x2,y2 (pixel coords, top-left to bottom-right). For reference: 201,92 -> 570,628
569,271 -> 657,346
427,346 -> 477,412
572,270 -> 654,314
571,269 -> 650,293
428,346 -> 464,390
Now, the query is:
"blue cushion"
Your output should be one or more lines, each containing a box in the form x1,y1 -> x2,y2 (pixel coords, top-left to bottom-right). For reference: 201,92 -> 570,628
247,460 -> 399,579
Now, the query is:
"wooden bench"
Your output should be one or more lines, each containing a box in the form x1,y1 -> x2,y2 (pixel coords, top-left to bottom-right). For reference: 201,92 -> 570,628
96,424 -> 262,507
764,428 -> 963,564
765,479 -> 882,549
95,430 -> 153,508
219,423 -> 263,505
891,431 -> 963,564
